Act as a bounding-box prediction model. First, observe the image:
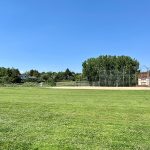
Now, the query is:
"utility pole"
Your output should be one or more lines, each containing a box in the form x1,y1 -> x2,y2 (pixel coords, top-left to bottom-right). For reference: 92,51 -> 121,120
143,66 -> 150,87
148,68 -> 150,87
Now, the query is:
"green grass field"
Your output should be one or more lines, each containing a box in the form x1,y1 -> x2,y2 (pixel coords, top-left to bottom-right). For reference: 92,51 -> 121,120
0,87 -> 150,150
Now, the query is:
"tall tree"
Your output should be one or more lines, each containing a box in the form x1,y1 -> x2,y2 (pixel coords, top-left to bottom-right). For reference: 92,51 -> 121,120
82,55 -> 139,86
28,70 -> 40,78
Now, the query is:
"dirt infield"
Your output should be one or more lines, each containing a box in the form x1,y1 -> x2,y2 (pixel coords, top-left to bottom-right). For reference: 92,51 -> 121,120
51,86 -> 150,90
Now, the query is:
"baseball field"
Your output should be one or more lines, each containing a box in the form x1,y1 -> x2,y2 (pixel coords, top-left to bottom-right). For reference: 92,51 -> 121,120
0,87 -> 150,149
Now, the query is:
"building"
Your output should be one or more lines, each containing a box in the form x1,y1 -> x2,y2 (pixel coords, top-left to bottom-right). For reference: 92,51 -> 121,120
19,74 -> 28,80
19,74 -> 37,80
138,72 -> 150,86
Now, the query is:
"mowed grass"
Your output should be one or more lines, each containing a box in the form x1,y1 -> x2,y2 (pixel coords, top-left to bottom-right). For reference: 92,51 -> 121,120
0,88 -> 150,150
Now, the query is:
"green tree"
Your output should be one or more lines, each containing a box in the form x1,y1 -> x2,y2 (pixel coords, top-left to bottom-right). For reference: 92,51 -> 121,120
82,55 -> 139,86
28,70 -> 40,78
0,67 -> 21,83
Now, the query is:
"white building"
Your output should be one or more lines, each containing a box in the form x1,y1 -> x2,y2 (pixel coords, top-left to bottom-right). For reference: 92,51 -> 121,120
138,72 -> 150,86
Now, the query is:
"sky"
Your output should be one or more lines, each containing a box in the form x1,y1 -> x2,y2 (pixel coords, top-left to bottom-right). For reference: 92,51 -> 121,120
0,0 -> 150,73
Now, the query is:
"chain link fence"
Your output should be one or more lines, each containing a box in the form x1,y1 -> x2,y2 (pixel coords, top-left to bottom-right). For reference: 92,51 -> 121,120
56,67 -> 150,87
56,81 -> 90,87
91,70 -> 138,87
56,71 -> 137,87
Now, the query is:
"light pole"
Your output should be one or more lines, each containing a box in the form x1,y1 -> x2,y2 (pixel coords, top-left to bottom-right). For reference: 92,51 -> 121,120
142,66 -> 150,87
145,66 -> 150,87
148,67 -> 150,87
149,69 -> 150,87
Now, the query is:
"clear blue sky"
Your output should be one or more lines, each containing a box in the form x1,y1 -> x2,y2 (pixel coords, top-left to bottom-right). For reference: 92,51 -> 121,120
0,0 -> 150,72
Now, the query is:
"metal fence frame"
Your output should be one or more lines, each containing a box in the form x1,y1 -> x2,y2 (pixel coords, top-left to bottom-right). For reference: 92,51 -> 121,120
56,66 -> 150,87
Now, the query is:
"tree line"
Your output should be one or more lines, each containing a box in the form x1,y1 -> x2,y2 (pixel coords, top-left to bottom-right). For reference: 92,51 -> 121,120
0,67 -> 21,84
0,67 -> 82,85
0,55 -> 140,86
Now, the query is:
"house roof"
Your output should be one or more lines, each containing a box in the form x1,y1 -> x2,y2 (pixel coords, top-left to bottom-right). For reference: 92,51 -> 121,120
138,72 -> 149,79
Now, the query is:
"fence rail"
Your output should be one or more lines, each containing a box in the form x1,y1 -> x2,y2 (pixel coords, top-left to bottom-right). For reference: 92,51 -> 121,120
55,68 -> 150,87
56,72 -> 138,87
56,81 -> 90,87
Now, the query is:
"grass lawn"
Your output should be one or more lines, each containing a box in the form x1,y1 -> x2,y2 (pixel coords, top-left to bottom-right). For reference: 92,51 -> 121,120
0,87 -> 150,150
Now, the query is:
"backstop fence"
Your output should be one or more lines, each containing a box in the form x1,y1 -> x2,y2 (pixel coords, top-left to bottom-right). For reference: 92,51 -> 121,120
56,71 -> 138,87
90,70 -> 137,87
56,67 -> 150,87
